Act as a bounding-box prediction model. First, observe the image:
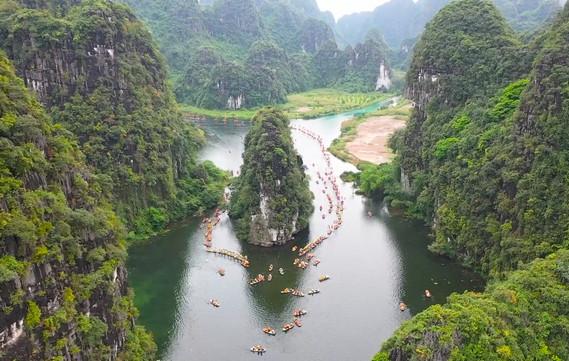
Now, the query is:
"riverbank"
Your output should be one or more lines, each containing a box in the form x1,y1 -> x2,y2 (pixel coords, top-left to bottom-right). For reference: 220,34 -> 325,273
128,116 -> 484,361
181,89 -> 393,121
329,99 -> 411,165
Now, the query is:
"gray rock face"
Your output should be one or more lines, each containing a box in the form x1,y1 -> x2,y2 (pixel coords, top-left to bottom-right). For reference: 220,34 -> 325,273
248,194 -> 299,247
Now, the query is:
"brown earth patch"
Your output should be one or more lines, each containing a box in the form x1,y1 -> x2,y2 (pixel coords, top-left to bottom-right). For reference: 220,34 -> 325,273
346,116 -> 406,164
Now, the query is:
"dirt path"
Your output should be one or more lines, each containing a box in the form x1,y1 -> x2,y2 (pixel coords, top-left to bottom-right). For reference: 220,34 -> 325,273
346,116 -> 406,164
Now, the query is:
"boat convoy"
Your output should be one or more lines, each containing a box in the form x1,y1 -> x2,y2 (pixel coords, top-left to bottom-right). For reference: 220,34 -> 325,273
200,125 -> 424,355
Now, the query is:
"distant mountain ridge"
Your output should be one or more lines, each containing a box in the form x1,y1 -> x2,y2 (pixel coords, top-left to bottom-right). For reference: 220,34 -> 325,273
124,0 -> 393,109
337,0 -> 563,49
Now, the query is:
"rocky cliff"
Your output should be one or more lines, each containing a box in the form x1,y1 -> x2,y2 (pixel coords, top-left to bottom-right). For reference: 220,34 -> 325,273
0,53 -> 154,361
0,0 -> 227,238
374,4 -> 569,357
229,109 -> 313,246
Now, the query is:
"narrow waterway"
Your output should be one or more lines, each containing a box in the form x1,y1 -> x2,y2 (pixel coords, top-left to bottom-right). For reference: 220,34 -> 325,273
127,104 -> 483,361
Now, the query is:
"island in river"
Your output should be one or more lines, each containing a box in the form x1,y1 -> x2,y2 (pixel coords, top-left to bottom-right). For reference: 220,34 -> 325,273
126,103 -> 483,361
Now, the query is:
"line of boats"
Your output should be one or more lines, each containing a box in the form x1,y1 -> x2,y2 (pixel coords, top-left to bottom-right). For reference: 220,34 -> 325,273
220,127 -> 347,356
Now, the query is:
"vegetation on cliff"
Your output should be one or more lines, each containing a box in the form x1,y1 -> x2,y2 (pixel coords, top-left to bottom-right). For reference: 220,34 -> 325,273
229,108 -> 313,246
122,0 -> 393,109
0,0 -> 228,240
336,0 -> 562,50
373,1 -> 569,359
0,52 -> 155,360
374,250 -> 569,361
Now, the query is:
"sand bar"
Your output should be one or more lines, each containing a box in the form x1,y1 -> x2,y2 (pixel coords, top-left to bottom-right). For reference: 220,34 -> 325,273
346,116 -> 406,164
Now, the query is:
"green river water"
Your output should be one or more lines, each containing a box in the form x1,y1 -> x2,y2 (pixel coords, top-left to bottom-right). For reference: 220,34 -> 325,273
127,103 -> 483,361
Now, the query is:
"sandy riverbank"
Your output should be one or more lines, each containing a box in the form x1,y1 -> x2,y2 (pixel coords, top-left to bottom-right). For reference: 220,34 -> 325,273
345,116 -> 406,164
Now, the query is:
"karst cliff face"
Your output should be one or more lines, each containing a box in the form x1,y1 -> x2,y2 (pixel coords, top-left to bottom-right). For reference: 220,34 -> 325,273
229,109 -> 313,246
0,0 -> 225,239
0,53 -> 154,361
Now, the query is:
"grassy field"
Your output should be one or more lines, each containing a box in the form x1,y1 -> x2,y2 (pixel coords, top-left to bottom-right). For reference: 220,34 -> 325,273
328,99 -> 412,165
181,89 -> 394,121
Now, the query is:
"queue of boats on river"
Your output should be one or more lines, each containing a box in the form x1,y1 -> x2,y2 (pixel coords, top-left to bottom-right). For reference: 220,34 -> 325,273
201,125 -> 430,355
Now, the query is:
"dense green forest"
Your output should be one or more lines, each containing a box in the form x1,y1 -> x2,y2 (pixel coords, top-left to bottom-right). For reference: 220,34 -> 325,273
368,0 -> 569,359
229,108 -> 313,246
336,0 -> 562,50
0,0 -> 228,240
375,250 -> 569,360
0,52 -> 155,361
122,0 -> 394,109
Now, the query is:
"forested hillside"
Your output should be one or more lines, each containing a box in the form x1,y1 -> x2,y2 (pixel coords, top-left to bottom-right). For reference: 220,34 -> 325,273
0,52 -> 154,361
122,0 -> 393,109
374,0 -> 569,359
375,250 -> 569,360
0,0 -> 227,239
337,0 -> 562,50
394,0 -> 568,277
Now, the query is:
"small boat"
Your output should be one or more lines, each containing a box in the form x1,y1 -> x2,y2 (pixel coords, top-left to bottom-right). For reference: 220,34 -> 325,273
268,264 -> 273,272
267,274 -> 272,281
425,290 -> 432,298
399,302 -> 407,311
308,289 -> 320,295
293,258 -> 300,265
292,246 -> 298,252
306,253 -> 315,260
291,290 -> 305,297
280,288 -> 292,294
250,345 -> 266,354
293,309 -> 308,317
209,299 -> 220,308
279,268 -> 285,275
319,275 -> 330,282
263,327 -> 276,336
217,268 -> 225,276
282,323 -> 295,332
313,259 -> 320,266
294,318 -> 302,327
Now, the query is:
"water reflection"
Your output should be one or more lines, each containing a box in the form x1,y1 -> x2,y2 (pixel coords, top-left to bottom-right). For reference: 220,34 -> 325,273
127,109 -> 484,361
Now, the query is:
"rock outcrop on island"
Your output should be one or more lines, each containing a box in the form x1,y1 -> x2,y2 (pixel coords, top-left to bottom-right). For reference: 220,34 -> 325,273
230,109 -> 313,246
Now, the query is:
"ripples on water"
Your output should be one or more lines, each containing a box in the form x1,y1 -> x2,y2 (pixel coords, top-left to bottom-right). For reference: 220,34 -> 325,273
127,108 -> 484,361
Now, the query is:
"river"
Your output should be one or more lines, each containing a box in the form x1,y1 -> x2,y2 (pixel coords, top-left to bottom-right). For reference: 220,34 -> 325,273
127,103 -> 483,361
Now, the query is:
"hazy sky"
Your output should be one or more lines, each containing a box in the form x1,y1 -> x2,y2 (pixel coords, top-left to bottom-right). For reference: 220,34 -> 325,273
316,0 -> 390,20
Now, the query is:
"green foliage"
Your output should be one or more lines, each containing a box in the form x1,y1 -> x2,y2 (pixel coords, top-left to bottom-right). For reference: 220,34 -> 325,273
25,300 -> 41,329
230,108 -> 313,244
375,251 -> 569,360
358,163 -> 400,199
488,78 -> 529,120
0,42 -> 156,360
0,255 -> 26,282
118,325 -> 158,361
0,0 -> 228,240
394,0 -> 546,275
123,0 -> 392,110
336,0 -> 561,50
433,137 -> 460,159
182,88 -> 390,121
379,5 -> 569,359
